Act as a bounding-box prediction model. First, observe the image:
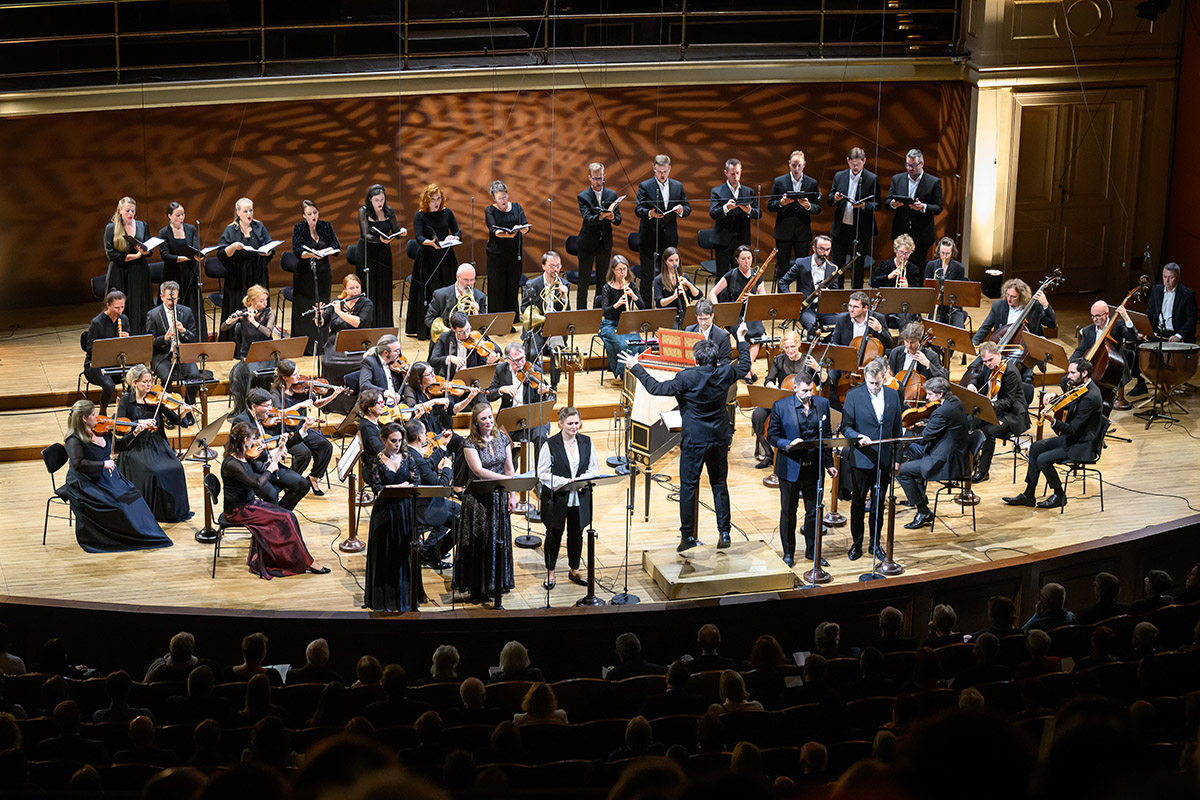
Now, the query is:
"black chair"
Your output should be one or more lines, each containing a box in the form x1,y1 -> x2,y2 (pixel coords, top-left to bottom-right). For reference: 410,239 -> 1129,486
204,256 -> 227,333
696,229 -> 719,291
626,231 -> 644,282
204,473 -> 251,578
278,251 -> 299,330
563,234 -> 582,287
931,451 -> 977,533
148,260 -> 165,288
91,274 -> 108,299
41,443 -> 72,544
402,239 -> 421,308
1055,417 -> 1110,512
346,243 -> 362,269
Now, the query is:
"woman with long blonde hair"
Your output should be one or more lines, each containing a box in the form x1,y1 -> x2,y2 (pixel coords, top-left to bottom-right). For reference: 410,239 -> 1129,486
103,196 -> 153,334
407,183 -> 460,340
217,197 -> 276,340
220,284 -> 275,369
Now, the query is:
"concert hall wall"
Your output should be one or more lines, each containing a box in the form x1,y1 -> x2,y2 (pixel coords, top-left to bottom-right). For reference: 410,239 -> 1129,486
0,80 -> 969,308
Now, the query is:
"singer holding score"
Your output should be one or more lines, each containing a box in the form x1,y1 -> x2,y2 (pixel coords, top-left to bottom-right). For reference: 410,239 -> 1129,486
485,180 -> 529,322
768,370 -> 835,567
291,200 -> 340,354
408,184 -> 461,341
157,201 -> 203,328
217,198 -> 276,340
599,255 -> 647,382
537,407 -> 600,590
357,184 -> 405,328
103,196 -> 154,335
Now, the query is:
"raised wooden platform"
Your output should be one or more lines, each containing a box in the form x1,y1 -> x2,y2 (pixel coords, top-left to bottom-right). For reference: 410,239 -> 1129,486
643,539 -> 796,600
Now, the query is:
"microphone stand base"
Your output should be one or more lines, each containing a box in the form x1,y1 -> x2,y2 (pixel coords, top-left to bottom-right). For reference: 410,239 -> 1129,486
610,592 -> 641,606
880,559 -> 904,576
822,512 -> 846,527
607,455 -> 631,475
339,537 -> 366,553
575,595 -> 605,607
194,529 -> 218,544
514,534 -> 543,549
802,567 -> 832,584
858,571 -> 886,582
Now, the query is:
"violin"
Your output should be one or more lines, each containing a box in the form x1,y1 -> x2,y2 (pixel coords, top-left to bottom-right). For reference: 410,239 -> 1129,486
515,361 -> 554,393
388,354 -> 410,375
1038,383 -> 1089,424
293,375 -> 339,395
986,361 -> 1006,400
264,406 -> 309,429
380,404 -> 421,425
93,416 -> 155,435
143,384 -> 194,412
462,330 -> 502,362
901,399 -> 941,428
427,375 -> 472,397
420,430 -> 453,458
245,434 -> 285,459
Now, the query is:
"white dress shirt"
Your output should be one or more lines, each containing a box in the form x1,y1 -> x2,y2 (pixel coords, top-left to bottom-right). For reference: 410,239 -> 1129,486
1161,289 -> 1177,334
842,171 -> 862,225
869,386 -> 886,424
537,437 -> 600,507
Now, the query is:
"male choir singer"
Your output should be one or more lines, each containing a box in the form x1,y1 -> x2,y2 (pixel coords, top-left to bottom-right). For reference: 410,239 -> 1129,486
708,158 -> 761,273
634,154 -> 691,308
886,148 -> 943,264
576,162 -> 622,310
768,150 -> 821,286
828,147 -> 879,289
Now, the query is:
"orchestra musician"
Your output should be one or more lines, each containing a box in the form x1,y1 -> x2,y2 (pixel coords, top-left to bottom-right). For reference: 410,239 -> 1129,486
841,358 -> 904,561
828,147 -> 879,289
145,281 -> 201,404
887,322 -> 949,383
896,377 -> 969,529
709,245 -> 767,383
429,312 -> 502,380
685,300 -> 733,367
767,370 -> 835,567
229,387 -> 311,510
829,291 -> 894,407
768,150 -> 822,285
885,149 -> 943,264
777,235 -> 841,335
654,247 -> 702,329
221,285 -> 275,371
357,184 -> 405,328
221,422 -> 328,579
408,183 -> 461,341
103,196 -> 154,336
425,264 -> 487,349
925,237 -> 968,327
454,403 -> 517,605
484,181 -> 529,323
319,274 -> 374,357
404,419 -> 457,570
708,158 -> 761,274
355,389 -> 388,492
487,340 -> 553,450
599,255 -> 647,382
157,201 -> 204,335
620,323 -> 752,552
635,154 -> 691,308
84,290 -> 131,415
115,364 -> 194,524
363,421 -> 422,611
1070,300 -> 1142,397
1003,357 -> 1104,510
521,251 -> 570,391
64,399 -> 173,553
1146,262 -> 1197,344
972,278 -> 1058,345
404,360 -> 478,492
291,199 -> 340,355
359,334 -> 407,402
576,162 -> 622,310
536,406 -> 600,589
751,330 -> 824,468
217,198 -> 275,340
964,341 -> 1030,483
871,234 -> 923,331
270,359 -> 342,497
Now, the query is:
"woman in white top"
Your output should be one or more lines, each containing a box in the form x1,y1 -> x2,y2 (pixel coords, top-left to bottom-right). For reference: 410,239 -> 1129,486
536,406 -> 599,591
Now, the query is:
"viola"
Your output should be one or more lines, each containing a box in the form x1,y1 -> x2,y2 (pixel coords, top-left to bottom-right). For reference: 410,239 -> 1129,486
93,416 -> 154,435
420,430 -> 453,458
379,404 -> 421,425
463,330 -> 502,362
388,354 -> 410,375
245,434 -> 284,458
1038,383 -> 1089,425
901,399 -> 941,428
427,375 -> 472,397
293,375 -> 339,395
986,361 -> 1006,400
515,361 -> 554,393
143,384 -> 193,412
264,406 -> 308,429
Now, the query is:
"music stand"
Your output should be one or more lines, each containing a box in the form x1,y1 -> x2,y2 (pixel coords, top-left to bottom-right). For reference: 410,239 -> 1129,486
872,288 -> 937,318
465,475 -> 539,609
1021,330 -> 1068,376
455,364 -> 497,390
924,278 -> 982,310
336,435 -> 366,552
1109,305 -> 1154,339
944,383 -> 996,507
923,319 -> 977,358
545,473 -> 626,607
496,399 -> 558,546
818,345 -> 863,376
245,337 -> 310,377
747,384 -> 792,488
184,412 -> 229,543
745,292 -> 807,341
817,289 -> 857,316
545,309 -> 604,407
91,334 -> 153,383
334,327 -> 400,356
178,341 -> 236,429
373,486 -> 453,612
711,302 -> 744,329
468,311 -> 514,334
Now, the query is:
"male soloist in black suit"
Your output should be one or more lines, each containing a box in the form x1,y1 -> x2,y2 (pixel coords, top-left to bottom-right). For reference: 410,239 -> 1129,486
1146,263 -> 1197,343
777,235 -> 842,334
768,150 -> 821,285
634,154 -> 691,307
768,371 -> 835,566
1004,357 -> 1105,511
145,281 -> 202,403
708,158 -> 761,274
840,359 -> 904,560
576,162 -> 622,310
828,147 -> 879,289
620,324 -> 752,552
963,341 -> 1031,482
897,377 -> 969,529
886,148 -> 943,264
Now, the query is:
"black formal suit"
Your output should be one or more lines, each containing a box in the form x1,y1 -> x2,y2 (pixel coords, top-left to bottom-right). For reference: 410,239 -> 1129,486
521,274 -> 570,389
408,446 -> 456,563
1023,380 -> 1104,494
897,393 -> 970,512
1146,283 -> 1197,343
424,285 -> 487,333
576,186 -> 622,308
628,337 -> 752,544
887,345 -> 949,381
1070,318 -> 1140,391
886,171 -> 943,262
778,255 -> 842,334
768,393 -> 833,558
768,173 -> 822,281
485,361 -> 551,446
145,303 -> 201,401
227,410 -> 310,510
358,352 -> 405,397
964,362 -> 1030,476
841,383 -> 904,550
708,182 -> 761,272
635,176 -> 691,306
429,330 -> 494,379
972,299 -> 1058,345
828,167 -> 879,289
924,258 -> 967,326
829,311 -> 893,408
685,323 -> 732,367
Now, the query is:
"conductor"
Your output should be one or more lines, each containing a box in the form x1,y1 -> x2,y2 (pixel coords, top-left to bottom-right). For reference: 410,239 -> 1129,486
620,323 -> 752,552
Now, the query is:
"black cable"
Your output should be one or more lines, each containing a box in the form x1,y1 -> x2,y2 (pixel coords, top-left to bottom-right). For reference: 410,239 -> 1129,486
1100,479 -> 1200,513
294,509 -> 365,593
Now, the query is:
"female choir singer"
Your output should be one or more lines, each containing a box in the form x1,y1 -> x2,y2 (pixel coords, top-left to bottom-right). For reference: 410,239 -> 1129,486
485,180 -> 529,325
321,274 -> 375,357
116,365 -> 195,523
598,255 -> 647,382
653,247 -> 702,329
407,183 -> 460,341
291,199 -> 340,355
357,184 -> 404,328
453,404 -> 516,605
63,399 -> 173,553
221,422 -> 329,579
218,198 -> 275,339
158,202 -> 205,339
103,196 -> 153,335
363,422 -> 422,612
537,407 -> 599,591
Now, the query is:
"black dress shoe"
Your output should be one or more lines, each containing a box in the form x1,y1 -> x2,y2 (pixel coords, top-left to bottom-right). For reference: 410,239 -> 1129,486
568,572 -> 588,587
904,510 -> 934,529
972,471 -> 990,483
1129,379 -> 1148,397
422,560 -> 452,571
755,457 -> 773,469
802,550 -> 830,566
717,532 -> 731,549
1037,493 -> 1067,509
677,537 -> 700,553
310,484 -> 325,497
1003,493 -> 1036,507
307,566 -> 331,574
848,543 -> 863,561
872,543 -> 887,561
783,553 -> 795,567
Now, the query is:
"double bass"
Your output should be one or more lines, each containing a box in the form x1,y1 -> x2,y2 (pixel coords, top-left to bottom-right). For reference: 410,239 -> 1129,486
835,292 -> 887,405
1085,276 -> 1150,405
989,270 -> 1064,363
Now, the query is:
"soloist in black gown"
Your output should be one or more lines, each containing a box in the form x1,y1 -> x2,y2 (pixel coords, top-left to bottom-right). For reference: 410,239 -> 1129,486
115,393 -> 193,523
64,434 -> 173,553
364,453 -> 423,612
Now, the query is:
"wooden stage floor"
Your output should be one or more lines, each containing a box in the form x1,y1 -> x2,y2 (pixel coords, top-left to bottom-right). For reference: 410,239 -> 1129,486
2,294 -> 1197,615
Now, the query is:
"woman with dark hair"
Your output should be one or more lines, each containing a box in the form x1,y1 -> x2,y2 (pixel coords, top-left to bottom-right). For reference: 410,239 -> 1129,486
363,422 -> 422,611
407,183 -> 461,340
401,361 -> 471,434
484,180 -> 529,322
322,274 -> 375,356
103,196 -> 154,334
217,197 -> 277,340
270,359 -> 340,497
63,399 -> 173,553
357,184 -> 405,328
653,246 -> 701,329
221,421 -> 328,578
115,364 -> 194,522
355,388 -> 387,494
453,404 -> 515,605
157,201 -> 206,339
291,199 -> 340,354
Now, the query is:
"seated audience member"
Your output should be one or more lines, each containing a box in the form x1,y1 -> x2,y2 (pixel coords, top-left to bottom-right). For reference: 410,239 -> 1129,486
399,710 -> 446,769
307,682 -> 351,728
957,687 -> 986,713
442,749 -> 476,792
364,665 -> 432,727
67,764 -> 101,792
608,715 -> 665,762
0,624 -> 25,676
491,641 -> 544,683
798,741 -> 829,783
953,633 -> 1013,688
607,632 -> 667,681
1175,562 -> 1200,605
1013,629 -> 1062,680
35,700 -> 109,764
777,654 -> 844,712
880,693 -> 920,735
414,645 -> 460,686
93,670 -> 155,724
1022,583 -> 1076,632
813,621 -> 853,660
242,715 -> 300,769
113,715 -> 177,767
730,741 -> 766,779
143,631 -> 200,683
972,596 -> 1024,641
163,665 -> 232,726
444,678 -> 505,727
36,638 -> 91,680
34,674 -> 70,718
642,660 -> 709,719
1129,622 -> 1161,661
695,709 -> 726,755
924,604 -> 963,649
846,647 -> 900,700
711,670 -> 763,714
477,721 -> 527,765
688,624 -> 737,673
353,655 -> 384,688
743,634 -> 789,707
868,606 -> 917,653
514,683 -> 568,726
1075,572 -> 1130,624
236,673 -> 282,726
343,717 -> 375,740
1130,570 -> 1174,615
138,766 -> 209,800
901,647 -> 947,694
187,719 -> 224,769
228,632 -> 283,686
286,638 -> 342,686
1075,626 -> 1117,671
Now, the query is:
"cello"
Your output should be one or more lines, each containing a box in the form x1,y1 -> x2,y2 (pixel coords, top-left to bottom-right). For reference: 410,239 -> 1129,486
989,270 -> 1064,363
893,332 -> 934,404
835,292 -> 887,405
1085,276 -> 1150,407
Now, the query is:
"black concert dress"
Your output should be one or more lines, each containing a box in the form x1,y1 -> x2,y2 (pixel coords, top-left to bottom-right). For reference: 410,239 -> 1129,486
64,434 -> 173,553
452,433 -> 514,603
323,296 -> 375,357
220,457 -> 315,579
407,208 -> 460,340
114,393 -> 193,523
357,206 -> 399,328
157,223 -> 206,339
217,220 -> 275,339
104,219 -> 153,335
485,202 -> 528,321
364,454 -> 423,612
291,219 -> 339,355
